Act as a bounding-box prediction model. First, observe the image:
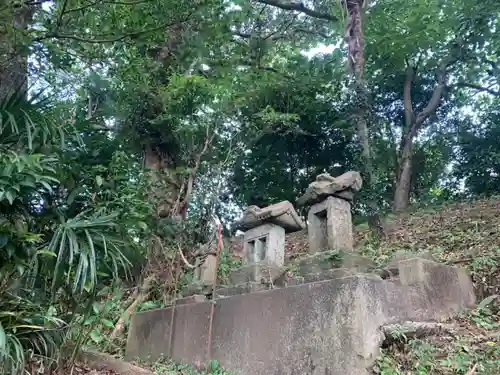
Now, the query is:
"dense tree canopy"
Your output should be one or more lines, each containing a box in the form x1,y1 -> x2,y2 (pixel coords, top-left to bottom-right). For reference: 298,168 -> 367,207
0,0 -> 499,372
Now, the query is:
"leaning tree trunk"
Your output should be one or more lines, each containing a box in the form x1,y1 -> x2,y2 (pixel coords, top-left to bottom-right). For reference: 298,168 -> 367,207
344,0 -> 385,236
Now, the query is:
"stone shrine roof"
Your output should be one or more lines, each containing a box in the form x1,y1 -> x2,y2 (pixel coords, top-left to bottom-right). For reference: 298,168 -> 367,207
233,200 -> 305,233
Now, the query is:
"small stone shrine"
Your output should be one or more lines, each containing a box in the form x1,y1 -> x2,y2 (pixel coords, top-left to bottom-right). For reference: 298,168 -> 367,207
297,171 -> 362,253
228,200 -> 305,289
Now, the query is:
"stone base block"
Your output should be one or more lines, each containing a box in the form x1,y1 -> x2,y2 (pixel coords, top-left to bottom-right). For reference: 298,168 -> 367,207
127,265 -> 476,375
287,276 -> 304,286
342,253 -> 375,272
229,263 -> 284,285
182,282 -> 213,297
398,258 -> 476,310
296,251 -> 343,274
307,196 -> 353,252
382,251 -> 435,278
215,285 -> 250,297
296,251 -> 373,275
243,224 -> 285,266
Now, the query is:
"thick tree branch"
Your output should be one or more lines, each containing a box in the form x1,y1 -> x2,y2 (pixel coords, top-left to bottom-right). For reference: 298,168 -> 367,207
179,126 -> 215,214
414,62 -> 447,128
403,59 -> 415,128
254,0 -> 337,21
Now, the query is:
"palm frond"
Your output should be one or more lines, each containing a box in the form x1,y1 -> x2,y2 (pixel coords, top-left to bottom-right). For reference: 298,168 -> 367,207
0,89 -> 66,152
0,293 -> 65,374
48,211 -> 132,299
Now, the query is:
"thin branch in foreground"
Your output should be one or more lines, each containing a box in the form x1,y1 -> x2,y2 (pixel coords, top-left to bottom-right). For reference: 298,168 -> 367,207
62,0 -> 155,15
33,12 -> 195,44
452,82 -> 500,97
254,0 -> 337,22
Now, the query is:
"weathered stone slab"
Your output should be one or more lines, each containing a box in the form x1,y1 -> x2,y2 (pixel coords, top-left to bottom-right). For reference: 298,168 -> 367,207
295,251 -> 372,275
398,258 -> 476,312
342,253 -> 375,273
382,251 -> 435,278
127,267 -> 476,375
216,285 -> 252,297
229,263 -> 284,285
215,282 -> 269,297
302,268 -> 353,283
234,200 -> 305,233
287,276 -> 304,286
297,171 -> 362,206
308,196 -> 353,252
126,301 -> 211,364
199,254 -> 217,285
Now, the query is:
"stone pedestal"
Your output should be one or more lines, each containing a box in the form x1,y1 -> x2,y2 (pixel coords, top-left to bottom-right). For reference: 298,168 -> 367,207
308,196 -> 353,253
294,251 -> 374,283
199,254 -> 218,285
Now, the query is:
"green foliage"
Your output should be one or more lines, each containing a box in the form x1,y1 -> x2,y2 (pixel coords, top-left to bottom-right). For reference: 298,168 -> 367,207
47,212 -> 131,297
0,90 -> 150,371
231,58 -> 354,206
148,356 -> 234,375
454,104 -> 500,196
217,248 -> 242,285
0,296 -> 64,375
0,152 -> 58,204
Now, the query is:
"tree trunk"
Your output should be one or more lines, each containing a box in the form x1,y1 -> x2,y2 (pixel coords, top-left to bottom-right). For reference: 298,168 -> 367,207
394,60 -> 447,211
356,107 -> 386,237
0,4 -> 34,102
344,0 -> 386,236
393,136 -> 413,212
144,145 -> 183,219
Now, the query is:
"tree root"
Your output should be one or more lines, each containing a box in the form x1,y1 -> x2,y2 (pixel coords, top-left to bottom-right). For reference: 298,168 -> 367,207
109,275 -> 155,342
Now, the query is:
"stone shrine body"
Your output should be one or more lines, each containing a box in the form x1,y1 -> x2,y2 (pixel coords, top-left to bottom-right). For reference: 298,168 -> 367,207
230,200 -> 305,287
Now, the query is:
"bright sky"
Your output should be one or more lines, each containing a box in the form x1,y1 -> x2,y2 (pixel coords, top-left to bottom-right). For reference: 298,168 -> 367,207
304,43 -> 337,57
